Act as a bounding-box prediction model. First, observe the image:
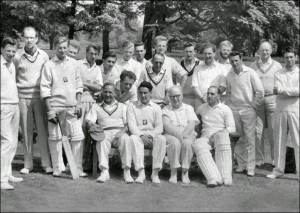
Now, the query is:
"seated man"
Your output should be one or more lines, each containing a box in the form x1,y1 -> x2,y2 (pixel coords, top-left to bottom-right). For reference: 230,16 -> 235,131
115,71 -> 138,105
86,83 -> 133,183
194,86 -> 236,187
162,86 -> 199,184
127,81 -> 167,184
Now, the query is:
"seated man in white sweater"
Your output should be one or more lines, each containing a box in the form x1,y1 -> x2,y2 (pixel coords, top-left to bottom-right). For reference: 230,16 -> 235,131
86,82 -> 133,183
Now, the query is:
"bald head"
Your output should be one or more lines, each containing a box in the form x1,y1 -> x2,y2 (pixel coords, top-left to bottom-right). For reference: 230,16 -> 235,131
168,86 -> 183,108
259,41 -> 273,60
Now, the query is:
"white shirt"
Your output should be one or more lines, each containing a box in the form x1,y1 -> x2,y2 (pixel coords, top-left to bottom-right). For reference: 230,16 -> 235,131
100,64 -> 122,85
192,61 -> 227,97
118,58 -> 143,85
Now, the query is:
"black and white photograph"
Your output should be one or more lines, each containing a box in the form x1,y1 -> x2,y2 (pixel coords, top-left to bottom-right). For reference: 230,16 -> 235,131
0,0 -> 299,212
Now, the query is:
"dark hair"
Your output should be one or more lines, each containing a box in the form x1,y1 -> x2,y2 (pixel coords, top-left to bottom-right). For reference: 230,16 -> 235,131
86,43 -> 101,54
138,81 -> 153,92
23,26 -> 39,38
102,82 -> 115,90
134,42 -> 144,48
120,70 -> 137,82
183,43 -> 195,49
229,51 -> 243,59
202,43 -> 217,53
103,51 -> 117,60
208,86 -> 221,94
1,37 -> 17,48
282,46 -> 298,56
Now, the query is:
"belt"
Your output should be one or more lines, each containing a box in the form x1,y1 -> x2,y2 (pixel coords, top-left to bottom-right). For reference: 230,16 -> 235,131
103,127 -> 123,131
264,94 -> 275,97
1,103 -> 18,105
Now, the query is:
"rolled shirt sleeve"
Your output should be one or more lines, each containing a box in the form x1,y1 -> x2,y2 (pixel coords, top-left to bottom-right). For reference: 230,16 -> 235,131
85,104 -> 98,123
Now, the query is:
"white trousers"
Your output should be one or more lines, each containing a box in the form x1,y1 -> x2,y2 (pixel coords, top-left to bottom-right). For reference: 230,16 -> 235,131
232,107 -> 256,171
273,111 -> 299,176
19,98 -> 51,169
130,134 -> 166,171
96,129 -> 131,170
48,107 -> 84,173
165,134 -> 195,170
1,104 -> 20,183
255,95 -> 276,163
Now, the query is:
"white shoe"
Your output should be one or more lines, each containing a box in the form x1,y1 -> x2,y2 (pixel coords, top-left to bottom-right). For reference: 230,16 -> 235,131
169,169 -> 177,184
182,171 -> 190,184
266,172 -> 283,179
97,169 -> 110,183
1,183 -> 14,190
247,170 -> 255,177
52,170 -> 62,177
44,167 -> 53,174
235,168 -> 246,173
135,169 -> 145,184
79,171 -> 88,178
123,169 -> 134,183
224,179 -> 233,186
20,168 -> 32,174
151,170 -> 160,184
207,179 -> 217,188
9,176 -> 24,183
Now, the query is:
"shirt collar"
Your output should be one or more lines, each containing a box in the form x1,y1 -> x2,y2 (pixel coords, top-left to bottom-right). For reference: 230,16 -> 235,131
171,103 -> 186,111
284,66 -> 299,73
230,64 -> 250,75
20,47 -> 41,56
217,58 -> 230,64
258,57 -> 272,65
101,99 -> 118,107
137,100 -> 153,107
208,101 -> 222,109
148,66 -> 166,74
203,60 -> 217,68
83,58 -> 96,69
1,55 -> 8,65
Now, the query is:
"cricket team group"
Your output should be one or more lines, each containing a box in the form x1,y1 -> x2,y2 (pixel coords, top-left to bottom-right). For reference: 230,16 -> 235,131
1,26 -> 299,190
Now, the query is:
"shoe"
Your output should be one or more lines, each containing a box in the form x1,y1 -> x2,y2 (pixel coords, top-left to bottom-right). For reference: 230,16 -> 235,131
266,173 -> 283,179
9,176 -> 24,183
151,170 -> 160,184
247,170 -> 255,177
44,167 -> 53,174
97,169 -> 110,183
1,183 -> 14,190
135,169 -> 145,184
79,171 -> 88,178
169,169 -> 177,184
123,169 -> 134,183
256,161 -> 264,167
20,168 -> 32,174
207,179 -> 217,188
224,179 -> 233,186
235,168 -> 246,173
182,171 -> 190,184
52,170 -> 62,177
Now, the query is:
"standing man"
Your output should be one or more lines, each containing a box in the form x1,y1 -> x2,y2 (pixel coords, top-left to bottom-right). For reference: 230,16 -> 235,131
194,86 -> 236,187
14,26 -> 52,174
101,51 -> 122,84
115,71 -> 138,105
180,43 -> 201,109
1,37 -> 24,190
250,41 -> 282,167
138,53 -> 173,107
217,40 -> 233,73
127,81 -> 166,184
192,43 -> 227,109
226,51 -> 264,176
67,39 -> 81,59
134,42 -> 147,68
267,47 -> 299,180
78,44 -> 103,173
40,37 -> 85,177
162,86 -> 199,184
86,83 -> 133,183
118,41 -> 143,84
147,36 -> 187,87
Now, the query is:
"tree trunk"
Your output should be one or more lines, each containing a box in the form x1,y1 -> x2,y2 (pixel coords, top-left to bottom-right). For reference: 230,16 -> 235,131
102,29 -> 110,58
68,0 -> 77,39
49,35 -> 55,50
142,0 -> 155,60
